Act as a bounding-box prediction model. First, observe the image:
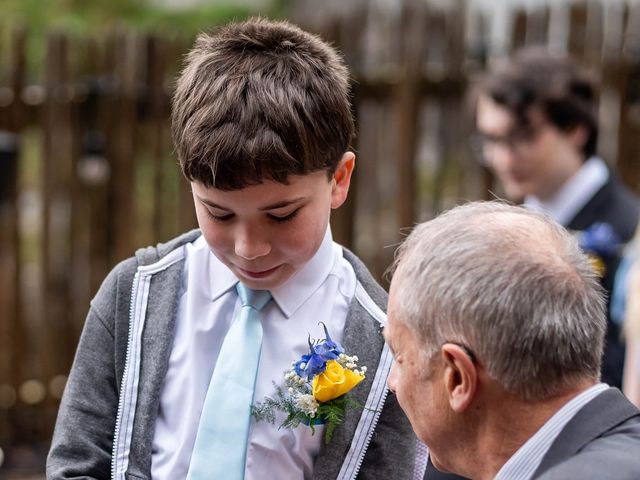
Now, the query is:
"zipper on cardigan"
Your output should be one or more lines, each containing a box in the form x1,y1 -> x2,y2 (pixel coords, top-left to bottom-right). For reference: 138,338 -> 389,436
338,283 -> 393,480
349,386 -> 391,479
111,270 -> 141,480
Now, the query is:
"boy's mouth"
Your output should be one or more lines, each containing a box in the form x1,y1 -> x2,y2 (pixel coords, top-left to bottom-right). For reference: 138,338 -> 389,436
238,265 -> 280,279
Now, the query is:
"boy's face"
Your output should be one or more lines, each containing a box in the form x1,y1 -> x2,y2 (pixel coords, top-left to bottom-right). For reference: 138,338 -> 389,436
192,153 -> 355,291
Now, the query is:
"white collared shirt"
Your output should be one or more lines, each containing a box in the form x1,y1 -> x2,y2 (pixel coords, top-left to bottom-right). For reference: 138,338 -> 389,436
524,156 -> 609,226
150,228 -> 356,480
494,383 -> 609,480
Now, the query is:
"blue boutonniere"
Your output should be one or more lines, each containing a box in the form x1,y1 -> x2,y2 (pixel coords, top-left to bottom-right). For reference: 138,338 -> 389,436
577,223 -> 622,277
252,323 -> 366,444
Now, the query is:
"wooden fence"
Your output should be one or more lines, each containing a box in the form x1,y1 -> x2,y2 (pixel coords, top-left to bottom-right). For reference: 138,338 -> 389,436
1,0 -> 640,473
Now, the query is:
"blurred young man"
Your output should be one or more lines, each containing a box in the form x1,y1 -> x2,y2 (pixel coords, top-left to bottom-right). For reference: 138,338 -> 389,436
474,48 -> 639,389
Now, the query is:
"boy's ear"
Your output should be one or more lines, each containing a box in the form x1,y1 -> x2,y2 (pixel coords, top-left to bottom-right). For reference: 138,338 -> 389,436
331,152 -> 355,209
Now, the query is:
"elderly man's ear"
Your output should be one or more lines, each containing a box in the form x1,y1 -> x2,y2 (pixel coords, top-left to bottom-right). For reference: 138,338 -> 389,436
441,344 -> 478,412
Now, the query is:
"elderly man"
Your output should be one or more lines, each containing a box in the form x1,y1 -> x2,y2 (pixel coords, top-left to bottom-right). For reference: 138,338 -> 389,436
386,202 -> 640,479
474,48 -> 639,389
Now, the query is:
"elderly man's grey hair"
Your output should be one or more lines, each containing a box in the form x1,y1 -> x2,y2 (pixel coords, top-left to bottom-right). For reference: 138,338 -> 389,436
390,201 -> 606,401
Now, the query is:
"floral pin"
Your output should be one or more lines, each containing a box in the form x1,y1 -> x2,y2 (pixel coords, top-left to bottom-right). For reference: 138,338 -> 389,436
577,223 -> 622,277
252,323 -> 366,443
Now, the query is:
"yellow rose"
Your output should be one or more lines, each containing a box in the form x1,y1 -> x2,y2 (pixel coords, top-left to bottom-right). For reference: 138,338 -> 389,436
312,360 -> 365,403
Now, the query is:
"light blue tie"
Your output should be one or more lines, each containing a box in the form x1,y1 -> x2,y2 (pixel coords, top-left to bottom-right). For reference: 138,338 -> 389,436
187,283 -> 271,480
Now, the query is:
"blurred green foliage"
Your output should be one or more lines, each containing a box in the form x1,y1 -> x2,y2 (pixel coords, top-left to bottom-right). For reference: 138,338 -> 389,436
0,0 -> 263,37
0,0 -> 286,77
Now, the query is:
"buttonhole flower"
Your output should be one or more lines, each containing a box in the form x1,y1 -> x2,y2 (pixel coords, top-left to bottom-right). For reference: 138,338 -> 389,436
577,223 -> 622,277
252,323 -> 367,443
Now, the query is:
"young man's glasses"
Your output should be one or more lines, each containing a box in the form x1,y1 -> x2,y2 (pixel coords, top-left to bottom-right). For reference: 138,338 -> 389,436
469,123 -> 545,166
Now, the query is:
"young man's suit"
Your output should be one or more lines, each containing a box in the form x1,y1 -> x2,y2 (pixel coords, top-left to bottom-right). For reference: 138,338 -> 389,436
566,174 -> 639,388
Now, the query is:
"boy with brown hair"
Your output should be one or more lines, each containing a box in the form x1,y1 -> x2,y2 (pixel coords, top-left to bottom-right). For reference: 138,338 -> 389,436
48,17 -> 417,480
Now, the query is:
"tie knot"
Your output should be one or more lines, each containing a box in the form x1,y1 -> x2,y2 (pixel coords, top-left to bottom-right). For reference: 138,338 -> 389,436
236,283 -> 271,311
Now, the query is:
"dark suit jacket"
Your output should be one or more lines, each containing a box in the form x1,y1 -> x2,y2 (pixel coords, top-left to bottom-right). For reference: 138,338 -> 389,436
567,174 -> 639,388
425,388 -> 640,479
534,388 -> 640,479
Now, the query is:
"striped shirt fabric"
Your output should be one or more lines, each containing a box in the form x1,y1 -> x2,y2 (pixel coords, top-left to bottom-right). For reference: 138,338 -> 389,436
413,440 -> 429,480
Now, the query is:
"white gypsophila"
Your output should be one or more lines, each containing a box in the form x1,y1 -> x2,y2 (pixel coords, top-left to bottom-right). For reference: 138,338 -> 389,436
337,354 -> 361,373
295,394 -> 319,416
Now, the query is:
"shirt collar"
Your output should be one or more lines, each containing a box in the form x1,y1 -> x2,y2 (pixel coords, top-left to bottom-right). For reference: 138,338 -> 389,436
206,240 -> 241,302
205,226 -> 337,317
524,156 -> 609,226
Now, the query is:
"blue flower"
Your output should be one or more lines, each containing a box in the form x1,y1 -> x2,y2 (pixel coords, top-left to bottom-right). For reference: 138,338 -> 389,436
295,336 -> 327,380
579,223 -> 621,257
313,322 -> 344,360
293,324 -> 345,380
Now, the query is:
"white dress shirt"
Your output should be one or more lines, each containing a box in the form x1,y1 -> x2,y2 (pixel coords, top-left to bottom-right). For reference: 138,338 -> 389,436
150,227 -> 356,479
494,383 -> 609,480
524,156 -> 609,226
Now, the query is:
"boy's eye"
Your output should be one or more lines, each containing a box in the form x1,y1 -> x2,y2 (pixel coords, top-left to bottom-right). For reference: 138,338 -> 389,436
207,211 -> 234,222
269,209 -> 300,223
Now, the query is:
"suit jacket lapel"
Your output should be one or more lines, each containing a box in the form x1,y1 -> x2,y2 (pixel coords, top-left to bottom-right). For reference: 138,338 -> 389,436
567,175 -> 638,243
533,388 -> 640,478
566,176 -> 611,232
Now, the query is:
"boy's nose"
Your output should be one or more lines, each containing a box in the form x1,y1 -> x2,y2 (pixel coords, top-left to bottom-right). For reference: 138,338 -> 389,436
234,231 -> 271,260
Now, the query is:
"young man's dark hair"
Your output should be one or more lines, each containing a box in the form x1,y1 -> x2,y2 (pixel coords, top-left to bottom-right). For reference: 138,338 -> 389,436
481,46 -> 599,159
172,17 -> 354,190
